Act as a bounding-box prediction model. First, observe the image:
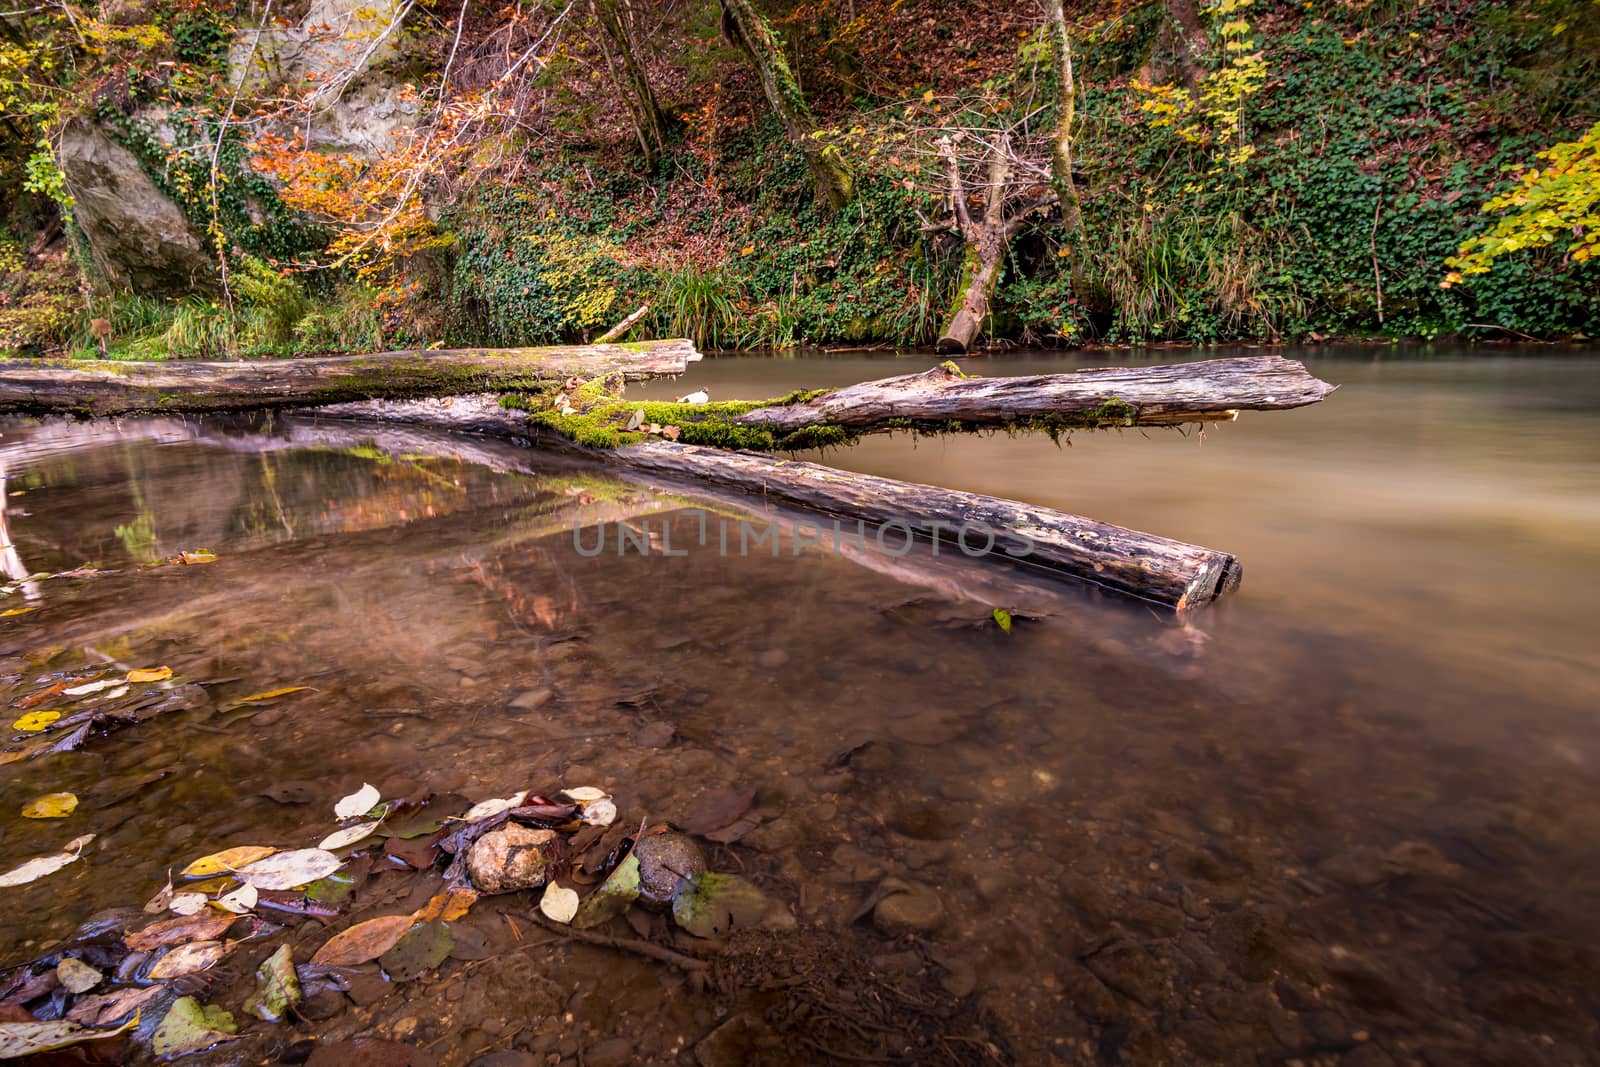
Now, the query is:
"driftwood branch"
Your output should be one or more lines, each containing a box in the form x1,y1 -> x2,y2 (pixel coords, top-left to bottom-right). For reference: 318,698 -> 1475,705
0,340 -> 701,418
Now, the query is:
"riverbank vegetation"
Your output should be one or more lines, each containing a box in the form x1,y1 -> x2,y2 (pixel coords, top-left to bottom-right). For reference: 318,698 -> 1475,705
1,0 -> 1596,359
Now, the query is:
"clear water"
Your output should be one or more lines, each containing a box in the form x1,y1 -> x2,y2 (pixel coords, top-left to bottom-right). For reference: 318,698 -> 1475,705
2,346 -> 1598,1065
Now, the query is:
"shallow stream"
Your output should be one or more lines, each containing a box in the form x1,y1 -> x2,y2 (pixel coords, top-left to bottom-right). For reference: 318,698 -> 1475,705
2,346 -> 1598,1065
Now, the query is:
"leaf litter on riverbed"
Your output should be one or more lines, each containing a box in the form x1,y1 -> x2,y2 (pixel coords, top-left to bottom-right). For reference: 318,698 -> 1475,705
149,997 -> 235,1057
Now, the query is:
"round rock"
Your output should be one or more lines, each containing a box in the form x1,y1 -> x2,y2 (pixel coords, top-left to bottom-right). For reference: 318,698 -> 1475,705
466,825 -> 564,894
633,832 -> 706,904
873,880 -> 946,937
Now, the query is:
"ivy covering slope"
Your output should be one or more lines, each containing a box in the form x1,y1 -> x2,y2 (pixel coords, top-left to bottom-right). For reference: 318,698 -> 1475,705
1,0 -> 1596,357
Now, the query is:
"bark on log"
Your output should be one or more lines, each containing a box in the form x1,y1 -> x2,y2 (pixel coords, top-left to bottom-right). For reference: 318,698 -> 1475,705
0,340 -> 701,418
737,355 -> 1335,434
613,441 -> 1242,611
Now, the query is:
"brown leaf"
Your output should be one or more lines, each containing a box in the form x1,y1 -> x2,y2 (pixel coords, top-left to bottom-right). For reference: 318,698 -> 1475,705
312,915 -> 417,967
124,910 -> 234,951
679,786 -> 757,837
67,985 -> 164,1027
147,939 -> 229,979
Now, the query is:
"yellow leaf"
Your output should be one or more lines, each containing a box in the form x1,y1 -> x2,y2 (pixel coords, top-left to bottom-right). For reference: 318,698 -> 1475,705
182,846 -> 278,878
22,792 -> 78,819
412,886 -> 478,923
921,89 -> 934,103
740,245 -> 755,256
12,711 -> 61,732
1,607 -> 35,617
127,666 -> 173,683
232,686 -> 313,704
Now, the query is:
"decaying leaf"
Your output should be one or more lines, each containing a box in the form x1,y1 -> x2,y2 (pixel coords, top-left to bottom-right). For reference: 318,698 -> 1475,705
561,787 -> 609,803
671,872 -> 768,939
124,909 -> 233,951
168,892 -> 208,916
0,1014 -> 137,1058
310,914 -> 415,967
243,945 -> 301,1023
55,957 -> 102,994
238,848 -> 341,890
147,939 -> 229,979
334,783 -> 381,820
379,920 -> 452,982
182,845 -> 277,878
67,985 -> 164,1027
149,997 -> 236,1057
11,710 -> 60,732
62,679 -> 117,697
126,666 -> 173,683
579,797 -> 618,828
20,792 -> 77,819
412,886 -> 477,923
217,883 -> 259,914
319,821 -> 380,851
572,853 -> 641,929
0,833 -> 94,887
460,791 -> 528,823
540,882 -> 580,924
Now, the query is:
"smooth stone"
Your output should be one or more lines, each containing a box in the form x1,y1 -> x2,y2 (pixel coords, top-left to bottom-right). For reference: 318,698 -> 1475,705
872,880 -> 946,937
633,722 -> 675,748
585,1039 -> 633,1067
510,688 -> 553,710
755,649 -> 789,669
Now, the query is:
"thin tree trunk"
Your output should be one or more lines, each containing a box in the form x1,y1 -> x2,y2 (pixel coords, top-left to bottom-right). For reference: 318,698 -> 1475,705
1038,0 -> 1082,236
936,135 -> 1018,354
590,0 -> 665,167
719,0 -> 852,212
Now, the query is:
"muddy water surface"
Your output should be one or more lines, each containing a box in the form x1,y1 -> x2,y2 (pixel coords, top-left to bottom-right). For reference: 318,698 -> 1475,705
2,347 -> 1599,1066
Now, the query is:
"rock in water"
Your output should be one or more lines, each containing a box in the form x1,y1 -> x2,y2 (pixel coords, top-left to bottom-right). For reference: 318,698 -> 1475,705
872,880 -> 946,937
634,833 -> 707,905
465,825 -> 564,894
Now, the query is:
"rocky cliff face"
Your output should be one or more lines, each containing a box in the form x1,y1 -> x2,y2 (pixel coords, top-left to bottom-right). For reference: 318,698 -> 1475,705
56,119 -> 216,296
59,0 -> 416,297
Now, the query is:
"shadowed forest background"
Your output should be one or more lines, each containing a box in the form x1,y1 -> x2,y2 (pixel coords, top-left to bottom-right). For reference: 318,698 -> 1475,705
1,0 -> 1597,358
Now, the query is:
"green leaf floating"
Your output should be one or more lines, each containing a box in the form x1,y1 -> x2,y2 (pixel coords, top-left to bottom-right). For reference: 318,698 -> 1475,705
151,997 -> 237,1057
992,608 -> 1012,633
244,944 -> 302,1022
572,853 -> 640,929
671,872 -> 767,939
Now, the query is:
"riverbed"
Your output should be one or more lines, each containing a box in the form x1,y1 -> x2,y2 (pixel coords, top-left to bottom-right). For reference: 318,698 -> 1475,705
2,345 -> 1598,1065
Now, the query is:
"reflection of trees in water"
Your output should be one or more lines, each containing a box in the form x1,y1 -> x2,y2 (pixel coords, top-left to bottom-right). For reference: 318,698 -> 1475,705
0,461 -> 41,601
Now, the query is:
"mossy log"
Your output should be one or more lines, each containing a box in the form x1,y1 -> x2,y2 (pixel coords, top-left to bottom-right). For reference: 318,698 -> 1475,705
735,356 -> 1336,435
0,340 -> 701,418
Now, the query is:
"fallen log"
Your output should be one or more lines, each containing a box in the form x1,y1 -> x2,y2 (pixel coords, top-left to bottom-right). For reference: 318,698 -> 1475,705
304,395 -> 1245,610
0,340 -> 700,418
519,355 -> 1336,450
734,355 -> 1335,434
612,442 -> 1242,611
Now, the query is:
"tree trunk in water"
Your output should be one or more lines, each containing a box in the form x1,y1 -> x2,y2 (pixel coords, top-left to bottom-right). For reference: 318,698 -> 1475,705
591,0 -> 665,168
719,0 -> 852,212
0,340 -> 702,417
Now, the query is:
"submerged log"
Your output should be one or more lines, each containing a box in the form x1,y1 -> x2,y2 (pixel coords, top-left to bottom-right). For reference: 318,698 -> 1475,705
0,340 -> 701,418
612,442 -> 1243,611
736,356 -> 1335,436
